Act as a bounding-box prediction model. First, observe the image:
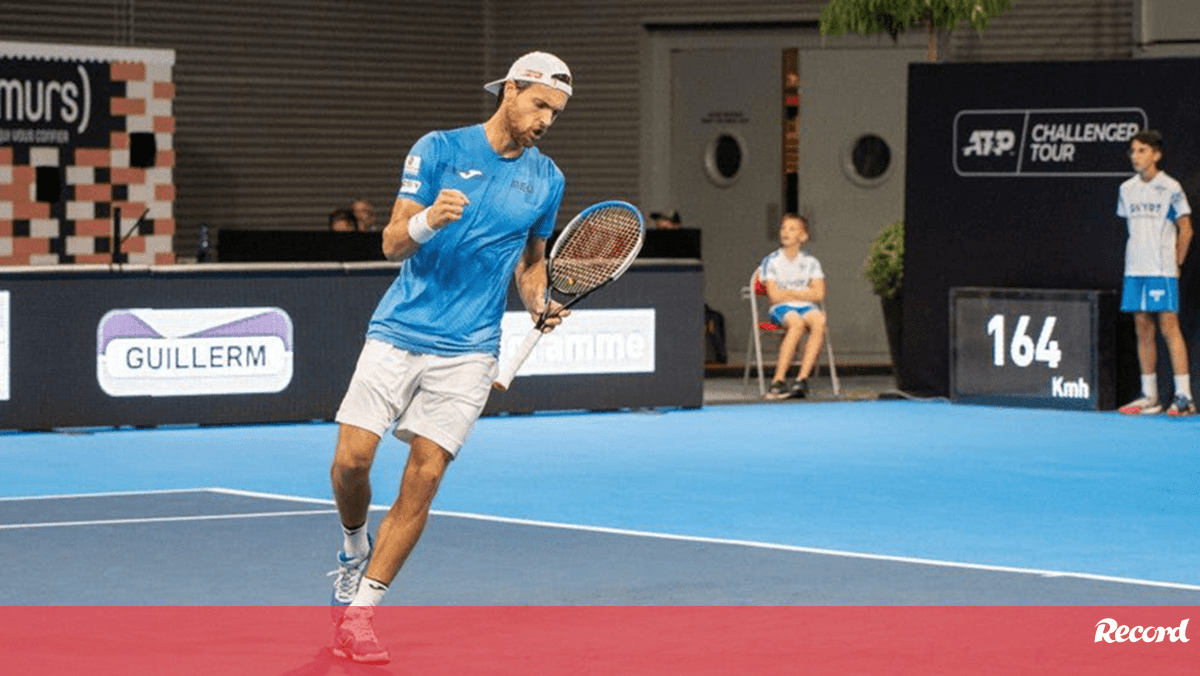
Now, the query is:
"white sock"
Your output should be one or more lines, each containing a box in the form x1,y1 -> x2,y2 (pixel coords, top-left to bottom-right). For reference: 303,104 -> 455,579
1142,374 -> 1158,400
350,577 -> 389,607
1175,374 -> 1192,400
342,522 -> 371,560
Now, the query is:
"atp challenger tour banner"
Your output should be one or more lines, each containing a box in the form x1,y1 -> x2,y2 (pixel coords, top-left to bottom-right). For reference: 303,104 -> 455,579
904,59 -> 1200,401
1,607 -> 1195,674
954,108 -> 1147,177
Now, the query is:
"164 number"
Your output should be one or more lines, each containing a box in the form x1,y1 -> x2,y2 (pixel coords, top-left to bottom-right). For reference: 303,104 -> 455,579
986,314 -> 1062,368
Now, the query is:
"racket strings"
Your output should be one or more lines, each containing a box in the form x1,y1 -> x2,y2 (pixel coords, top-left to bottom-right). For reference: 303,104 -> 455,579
551,208 -> 642,294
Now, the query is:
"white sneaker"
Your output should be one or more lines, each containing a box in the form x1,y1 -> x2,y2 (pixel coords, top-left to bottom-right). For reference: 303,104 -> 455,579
1118,395 -> 1161,415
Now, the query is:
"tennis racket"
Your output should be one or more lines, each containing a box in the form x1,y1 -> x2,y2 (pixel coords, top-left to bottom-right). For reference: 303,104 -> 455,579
493,200 -> 645,390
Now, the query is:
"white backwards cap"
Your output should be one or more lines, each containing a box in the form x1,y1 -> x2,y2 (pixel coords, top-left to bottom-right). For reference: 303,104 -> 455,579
484,51 -> 573,97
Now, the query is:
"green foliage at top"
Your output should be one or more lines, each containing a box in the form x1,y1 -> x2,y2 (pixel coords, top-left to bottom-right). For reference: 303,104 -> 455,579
863,219 -> 904,299
820,0 -> 1013,39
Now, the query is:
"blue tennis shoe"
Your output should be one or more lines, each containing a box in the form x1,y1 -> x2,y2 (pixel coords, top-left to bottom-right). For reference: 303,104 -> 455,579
328,535 -> 371,624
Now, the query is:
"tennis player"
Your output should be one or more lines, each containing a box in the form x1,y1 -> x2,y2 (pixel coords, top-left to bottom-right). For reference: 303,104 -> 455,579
1116,129 -> 1194,416
327,51 -> 573,664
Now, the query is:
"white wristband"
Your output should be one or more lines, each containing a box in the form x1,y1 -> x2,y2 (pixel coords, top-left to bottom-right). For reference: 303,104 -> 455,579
407,208 -> 436,244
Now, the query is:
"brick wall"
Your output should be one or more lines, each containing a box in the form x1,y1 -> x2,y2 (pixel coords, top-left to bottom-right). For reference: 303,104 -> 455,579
1,47 -> 176,265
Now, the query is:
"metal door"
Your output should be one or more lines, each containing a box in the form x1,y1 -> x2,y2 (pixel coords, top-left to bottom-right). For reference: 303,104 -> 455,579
798,48 -> 924,364
669,48 -> 781,361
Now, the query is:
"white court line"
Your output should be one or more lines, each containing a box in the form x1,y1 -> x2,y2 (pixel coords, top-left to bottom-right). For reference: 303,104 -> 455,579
0,509 -> 339,530
5,487 -> 1200,593
429,510 -> 1200,594
0,487 -> 378,531
0,487 -> 210,502
205,486 -> 344,507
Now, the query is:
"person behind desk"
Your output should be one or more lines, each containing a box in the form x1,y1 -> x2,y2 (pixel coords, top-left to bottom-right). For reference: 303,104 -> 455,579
329,208 -> 359,232
649,210 -> 682,230
352,199 -> 378,231
759,213 -> 826,400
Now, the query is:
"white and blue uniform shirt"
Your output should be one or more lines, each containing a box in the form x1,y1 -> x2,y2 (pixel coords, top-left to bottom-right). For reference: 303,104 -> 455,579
367,124 -> 564,356
1116,171 -> 1191,277
759,248 -> 824,316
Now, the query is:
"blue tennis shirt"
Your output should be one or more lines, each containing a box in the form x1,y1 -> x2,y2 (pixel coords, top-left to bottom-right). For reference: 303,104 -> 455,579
367,124 -> 564,356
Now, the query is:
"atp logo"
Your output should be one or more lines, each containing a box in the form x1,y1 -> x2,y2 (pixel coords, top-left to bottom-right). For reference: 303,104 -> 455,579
962,130 -> 1016,157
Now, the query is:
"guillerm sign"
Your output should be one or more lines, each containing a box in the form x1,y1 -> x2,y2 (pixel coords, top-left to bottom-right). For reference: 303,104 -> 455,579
954,107 -> 1148,177
96,307 -> 294,397
497,308 -> 655,378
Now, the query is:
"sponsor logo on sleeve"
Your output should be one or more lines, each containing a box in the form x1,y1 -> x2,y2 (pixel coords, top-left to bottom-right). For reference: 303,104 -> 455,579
399,178 -> 422,195
954,108 -> 1148,177
404,154 -> 422,175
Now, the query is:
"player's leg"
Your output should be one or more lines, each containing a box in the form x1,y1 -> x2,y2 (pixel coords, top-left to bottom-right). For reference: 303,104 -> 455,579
767,312 -> 806,399
351,351 -> 492,596
333,436 -> 449,666
1158,312 -> 1195,415
328,426 -> 380,620
362,437 -> 451,588
331,424 -> 382,539
327,424 -> 382,632
334,353 -> 492,664
328,340 -> 415,618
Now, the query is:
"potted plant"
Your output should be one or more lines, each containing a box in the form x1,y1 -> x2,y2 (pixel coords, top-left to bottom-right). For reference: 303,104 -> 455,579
863,219 -> 904,370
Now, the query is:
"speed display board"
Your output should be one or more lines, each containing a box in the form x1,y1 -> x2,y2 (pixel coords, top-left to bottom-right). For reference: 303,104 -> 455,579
950,288 -> 1117,411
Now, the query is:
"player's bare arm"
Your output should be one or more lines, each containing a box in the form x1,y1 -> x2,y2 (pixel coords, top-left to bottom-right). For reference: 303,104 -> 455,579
766,277 -> 826,305
381,189 -> 470,262
514,235 -> 568,331
1176,214 -> 1193,268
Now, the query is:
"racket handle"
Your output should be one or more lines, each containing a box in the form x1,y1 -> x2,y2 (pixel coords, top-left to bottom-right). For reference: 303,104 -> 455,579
493,327 -> 544,391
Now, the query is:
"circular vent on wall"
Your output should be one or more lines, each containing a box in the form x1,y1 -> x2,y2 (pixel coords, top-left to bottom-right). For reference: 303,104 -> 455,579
843,133 -> 893,187
705,132 -> 746,187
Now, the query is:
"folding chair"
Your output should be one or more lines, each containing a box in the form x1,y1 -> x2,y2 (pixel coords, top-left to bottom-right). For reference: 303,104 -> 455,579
741,270 -> 840,397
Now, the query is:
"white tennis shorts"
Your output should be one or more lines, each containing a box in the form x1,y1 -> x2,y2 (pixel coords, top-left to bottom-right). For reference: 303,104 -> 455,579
335,339 -> 497,458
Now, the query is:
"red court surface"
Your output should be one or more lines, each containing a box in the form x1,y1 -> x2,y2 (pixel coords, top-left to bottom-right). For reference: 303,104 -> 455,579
5,607 -> 1196,675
